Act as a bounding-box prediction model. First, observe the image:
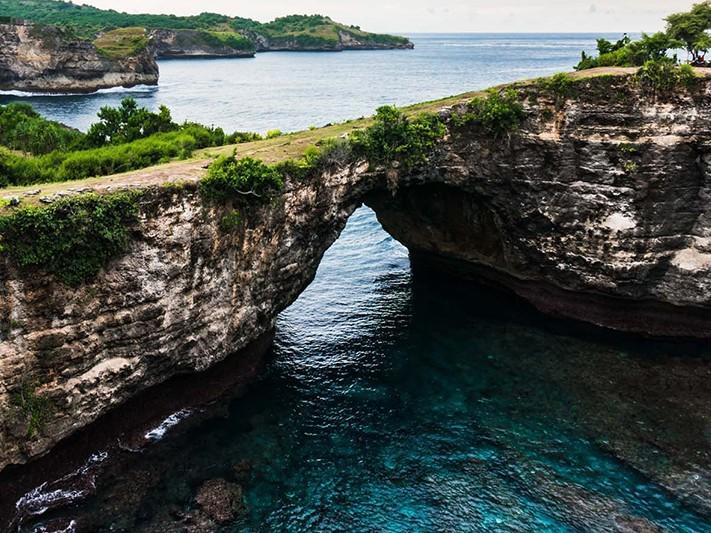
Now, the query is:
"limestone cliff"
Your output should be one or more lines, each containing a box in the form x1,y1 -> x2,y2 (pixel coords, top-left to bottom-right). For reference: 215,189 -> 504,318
0,22 -> 158,93
150,29 -> 255,58
1,72 -> 711,476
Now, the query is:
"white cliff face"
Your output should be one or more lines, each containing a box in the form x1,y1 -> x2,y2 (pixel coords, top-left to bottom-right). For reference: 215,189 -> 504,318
0,23 -> 158,93
1,74 -> 711,472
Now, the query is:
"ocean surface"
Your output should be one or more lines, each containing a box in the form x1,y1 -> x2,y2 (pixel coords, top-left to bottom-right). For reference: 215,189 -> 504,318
2,34 -> 711,532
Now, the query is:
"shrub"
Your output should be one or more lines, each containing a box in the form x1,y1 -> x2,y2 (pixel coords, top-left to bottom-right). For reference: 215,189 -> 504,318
350,106 -> 446,169
12,383 -> 53,438
314,137 -> 353,169
200,155 -> 284,201
1,126 -> 229,188
226,131 -> 263,144
456,89 -> 526,137
538,73 -> 575,102
85,97 -> 178,148
576,32 -> 683,70
266,129 -> 283,139
220,210 -> 242,232
0,191 -> 142,285
637,58 -> 698,94
0,103 -> 84,155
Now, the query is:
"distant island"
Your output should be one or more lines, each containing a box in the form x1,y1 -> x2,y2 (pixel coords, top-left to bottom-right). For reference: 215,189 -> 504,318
0,0 -> 413,93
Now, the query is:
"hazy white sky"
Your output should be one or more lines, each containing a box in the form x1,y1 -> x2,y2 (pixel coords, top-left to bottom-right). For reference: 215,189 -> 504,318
78,1 -> 696,33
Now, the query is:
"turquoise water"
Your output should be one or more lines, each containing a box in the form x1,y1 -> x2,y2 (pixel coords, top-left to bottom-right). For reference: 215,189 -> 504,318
2,35 -> 711,532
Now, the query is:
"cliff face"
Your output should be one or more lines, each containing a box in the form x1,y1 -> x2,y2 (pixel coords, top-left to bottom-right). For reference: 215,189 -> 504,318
0,22 -> 158,93
150,29 -> 255,58
1,73 -> 711,474
242,29 -> 414,52
371,75 -> 711,337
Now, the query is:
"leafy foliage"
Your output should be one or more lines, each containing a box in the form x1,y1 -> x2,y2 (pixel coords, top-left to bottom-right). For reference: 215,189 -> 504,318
0,99 -> 261,188
455,89 -> 526,137
220,210 -> 242,232
0,191 -> 141,285
350,106 -> 446,169
666,2 -> 711,64
199,31 -> 254,51
200,155 -> 284,201
86,97 -> 178,147
636,59 -> 699,94
0,103 -> 84,155
0,127 -> 226,187
576,32 -> 683,70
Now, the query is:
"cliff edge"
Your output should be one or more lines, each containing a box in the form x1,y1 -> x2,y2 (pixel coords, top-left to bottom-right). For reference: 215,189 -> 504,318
0,22 -> 158,93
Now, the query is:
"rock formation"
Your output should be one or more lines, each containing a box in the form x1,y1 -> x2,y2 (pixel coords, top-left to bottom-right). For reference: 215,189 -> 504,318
150,29 -> 255,58
242,28 -> 414,52
0,22 -> 158,93
1,72 -> 711,475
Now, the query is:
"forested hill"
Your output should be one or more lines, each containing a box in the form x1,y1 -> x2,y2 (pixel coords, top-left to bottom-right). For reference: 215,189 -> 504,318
0,0 -> 413,50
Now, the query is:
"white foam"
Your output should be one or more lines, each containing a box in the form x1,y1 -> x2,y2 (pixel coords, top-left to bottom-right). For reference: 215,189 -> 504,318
0,84 -> 158,98
144,409 -> 193,442
14,451 -> 108,518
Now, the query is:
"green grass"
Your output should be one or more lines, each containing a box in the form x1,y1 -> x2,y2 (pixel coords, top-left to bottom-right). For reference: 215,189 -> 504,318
94,27 -> 149,59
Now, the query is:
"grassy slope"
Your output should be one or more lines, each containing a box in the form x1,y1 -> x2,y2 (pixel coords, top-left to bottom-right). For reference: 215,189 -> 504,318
0,67 -> 671,214
93,27 -> 149,59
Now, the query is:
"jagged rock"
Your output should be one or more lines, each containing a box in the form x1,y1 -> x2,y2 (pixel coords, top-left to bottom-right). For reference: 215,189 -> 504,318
0,22 -> 158,93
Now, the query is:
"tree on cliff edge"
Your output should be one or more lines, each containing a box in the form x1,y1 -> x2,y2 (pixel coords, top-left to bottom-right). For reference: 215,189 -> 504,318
666,1 -> 711,64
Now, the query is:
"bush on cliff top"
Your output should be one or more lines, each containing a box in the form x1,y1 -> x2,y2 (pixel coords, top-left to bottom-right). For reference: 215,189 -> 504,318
575,32 -> 682,70
0,98 -> 265,188
85,98 -> 179,148
350,106 -> 446,169
0,191 -> 141,285
200,155 -> 284,201
636,59 -> 698,94
455,89 -> 526,138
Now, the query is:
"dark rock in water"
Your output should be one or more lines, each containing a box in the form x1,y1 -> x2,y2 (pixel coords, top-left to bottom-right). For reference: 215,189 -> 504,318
194,478 -> 246,524
0,21 -> 158,93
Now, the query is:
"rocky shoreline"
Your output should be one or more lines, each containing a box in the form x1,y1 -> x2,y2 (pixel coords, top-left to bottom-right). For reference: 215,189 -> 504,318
0,22 -> 158,94
0,21 -> 413,93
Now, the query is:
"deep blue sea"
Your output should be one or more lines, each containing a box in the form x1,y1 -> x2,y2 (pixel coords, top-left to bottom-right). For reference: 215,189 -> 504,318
3,34 -> 711,532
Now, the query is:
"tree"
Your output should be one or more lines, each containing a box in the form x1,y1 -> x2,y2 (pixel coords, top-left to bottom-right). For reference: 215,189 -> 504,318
666,1 -> 711,63
85,97 -> 177,147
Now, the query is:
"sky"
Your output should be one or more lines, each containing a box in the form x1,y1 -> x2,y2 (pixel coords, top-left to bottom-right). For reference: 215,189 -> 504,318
77,1 -> 697,34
